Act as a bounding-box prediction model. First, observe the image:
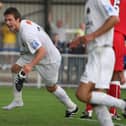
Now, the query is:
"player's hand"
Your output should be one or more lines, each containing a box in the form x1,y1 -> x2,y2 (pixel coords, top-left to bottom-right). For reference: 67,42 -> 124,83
69,37 -> 81,48
23,64 -> 33,74
69,33 -> 95,49
82,33 -> 96,44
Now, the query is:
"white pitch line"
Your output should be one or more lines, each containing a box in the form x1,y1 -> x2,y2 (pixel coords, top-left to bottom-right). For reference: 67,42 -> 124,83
68,117 -> 126,126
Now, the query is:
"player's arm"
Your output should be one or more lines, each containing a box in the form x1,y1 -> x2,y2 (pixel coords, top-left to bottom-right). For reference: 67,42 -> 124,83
69,15 -> 119,48
69,37 -> 81,48
15,47 -> 46,92
80,15 -> 120,44
23,46 -> 46,74
30,46 -> 46,66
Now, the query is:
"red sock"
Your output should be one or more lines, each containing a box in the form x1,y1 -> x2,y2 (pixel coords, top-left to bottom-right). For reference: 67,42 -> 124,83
107,81 -> 121,115
85,103 -> 93,112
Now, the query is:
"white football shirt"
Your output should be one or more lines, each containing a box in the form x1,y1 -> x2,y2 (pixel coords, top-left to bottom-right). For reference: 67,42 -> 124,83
19,20 -> 61,64
84,0 -> 118,52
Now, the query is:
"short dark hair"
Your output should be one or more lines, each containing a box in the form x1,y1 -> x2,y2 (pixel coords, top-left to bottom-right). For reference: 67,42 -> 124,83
4,7 -> 21,20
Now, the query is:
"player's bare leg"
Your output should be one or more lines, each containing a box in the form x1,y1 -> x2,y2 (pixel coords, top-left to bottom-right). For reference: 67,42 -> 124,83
2,64 -> 25,110
76,83 -> 126,118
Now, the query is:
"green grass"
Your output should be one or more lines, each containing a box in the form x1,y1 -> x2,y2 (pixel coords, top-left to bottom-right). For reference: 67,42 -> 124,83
0,86 -> 125,126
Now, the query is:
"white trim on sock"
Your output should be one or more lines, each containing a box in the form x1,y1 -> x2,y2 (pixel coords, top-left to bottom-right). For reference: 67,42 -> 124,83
110,81 -> 120,86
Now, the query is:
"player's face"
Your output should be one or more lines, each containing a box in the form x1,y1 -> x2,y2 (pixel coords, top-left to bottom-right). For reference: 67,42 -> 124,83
4,14 -> 20,32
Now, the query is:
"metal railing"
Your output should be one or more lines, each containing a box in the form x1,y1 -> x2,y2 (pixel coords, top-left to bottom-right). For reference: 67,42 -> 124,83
0,50 -> 126,89
0,49 -> 87,87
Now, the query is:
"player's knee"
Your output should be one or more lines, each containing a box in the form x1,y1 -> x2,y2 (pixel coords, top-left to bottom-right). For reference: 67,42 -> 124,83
46,85 -> 57,92
76,83 -> 92,103
76,90 -> 91,103
11,64 -> 22,73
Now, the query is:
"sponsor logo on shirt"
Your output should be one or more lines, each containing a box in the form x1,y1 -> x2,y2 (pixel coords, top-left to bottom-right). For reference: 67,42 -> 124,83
105,5 -> 114,13
30,40 -> 39,49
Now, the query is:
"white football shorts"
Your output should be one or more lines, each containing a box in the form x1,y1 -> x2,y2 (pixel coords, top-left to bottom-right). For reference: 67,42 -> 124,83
80,46 -> 115,89
16,55 -> 61,86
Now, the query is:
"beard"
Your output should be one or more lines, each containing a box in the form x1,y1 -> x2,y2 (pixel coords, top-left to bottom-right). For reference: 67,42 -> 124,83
8,26 -> 16,32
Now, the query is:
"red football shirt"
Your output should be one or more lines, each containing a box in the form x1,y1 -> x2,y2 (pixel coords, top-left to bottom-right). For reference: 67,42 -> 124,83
111,0 -> 126,35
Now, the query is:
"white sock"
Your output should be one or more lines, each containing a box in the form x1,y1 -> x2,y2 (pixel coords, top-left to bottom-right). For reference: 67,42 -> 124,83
53,86 -> 76,111
13,73 -> 23,102
90,92 -> 125,111
94,105 -> 114,126
88,110 -> 93,117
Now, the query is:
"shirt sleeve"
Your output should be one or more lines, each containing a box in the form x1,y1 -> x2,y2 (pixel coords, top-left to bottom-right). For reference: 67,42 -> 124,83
100,0 -> 118,17
22,29 -> 42,54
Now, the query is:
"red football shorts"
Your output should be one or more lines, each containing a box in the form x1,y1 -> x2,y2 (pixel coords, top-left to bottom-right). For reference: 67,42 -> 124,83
113,31 -> 125,71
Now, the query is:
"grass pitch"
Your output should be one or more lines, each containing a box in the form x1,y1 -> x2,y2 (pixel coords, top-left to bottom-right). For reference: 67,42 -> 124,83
0,86 -> 125,126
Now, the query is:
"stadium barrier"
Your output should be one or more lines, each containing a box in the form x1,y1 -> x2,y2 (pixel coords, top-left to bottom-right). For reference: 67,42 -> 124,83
0,49 -> 126,89
0,49 -> 87,87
